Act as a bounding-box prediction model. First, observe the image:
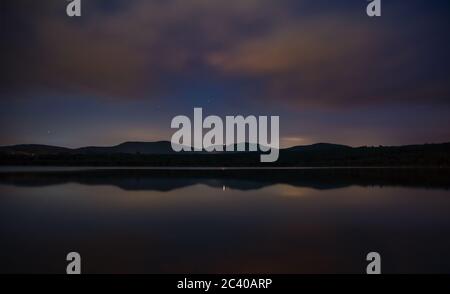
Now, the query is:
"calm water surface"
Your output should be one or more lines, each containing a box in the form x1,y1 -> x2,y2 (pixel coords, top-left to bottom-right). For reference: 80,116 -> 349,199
1,168 -> 450,273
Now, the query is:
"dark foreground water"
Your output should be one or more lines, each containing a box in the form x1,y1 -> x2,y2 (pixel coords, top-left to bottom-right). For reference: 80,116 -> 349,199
1,167 -> 450,274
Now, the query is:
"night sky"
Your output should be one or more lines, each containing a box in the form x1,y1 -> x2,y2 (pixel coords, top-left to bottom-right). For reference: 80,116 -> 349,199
1,0 -> 450,148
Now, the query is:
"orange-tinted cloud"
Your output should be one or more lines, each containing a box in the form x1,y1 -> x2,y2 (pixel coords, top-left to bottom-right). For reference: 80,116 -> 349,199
207,14 -> 450,108
1,0 -> 449,109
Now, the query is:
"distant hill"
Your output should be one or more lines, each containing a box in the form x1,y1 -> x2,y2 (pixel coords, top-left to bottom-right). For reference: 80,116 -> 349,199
75,141 -> 176,155
285,143 -> 352,152
0,141 -> 267,155
1,141 -> 450,167
0,144 -> 71,155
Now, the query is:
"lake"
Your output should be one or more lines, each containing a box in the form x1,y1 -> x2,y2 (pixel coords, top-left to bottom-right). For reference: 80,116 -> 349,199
1,167 -> 450,273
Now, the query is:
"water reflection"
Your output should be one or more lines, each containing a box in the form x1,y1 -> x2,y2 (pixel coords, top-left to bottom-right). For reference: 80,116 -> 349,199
1,168 -> 449,191
0,168 -> 450,273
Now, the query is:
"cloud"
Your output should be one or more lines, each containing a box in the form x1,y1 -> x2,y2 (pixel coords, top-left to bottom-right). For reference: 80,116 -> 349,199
1,0 -> 282,100
207,14 -> 450,108
1,0 -> 449,109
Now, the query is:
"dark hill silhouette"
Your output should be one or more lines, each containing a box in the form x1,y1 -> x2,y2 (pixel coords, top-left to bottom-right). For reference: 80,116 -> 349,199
75,141 -> 177,155
285,143 -> 352,152
0,141 -> 450,167
0,144 -> 71,155
1,168 -> 449,191
0,141 -> 266,155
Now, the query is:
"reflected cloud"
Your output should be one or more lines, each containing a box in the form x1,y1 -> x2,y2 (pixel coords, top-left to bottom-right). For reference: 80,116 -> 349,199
1,168 -> 449,192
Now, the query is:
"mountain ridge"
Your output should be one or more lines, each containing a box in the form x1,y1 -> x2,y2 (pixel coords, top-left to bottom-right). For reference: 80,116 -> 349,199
1,141 -> 449,155
1,141 -> 450,167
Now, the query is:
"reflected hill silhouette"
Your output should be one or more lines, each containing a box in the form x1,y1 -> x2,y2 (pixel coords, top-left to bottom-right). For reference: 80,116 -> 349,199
1,168 -> 449,191
2,142 -> 450,167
